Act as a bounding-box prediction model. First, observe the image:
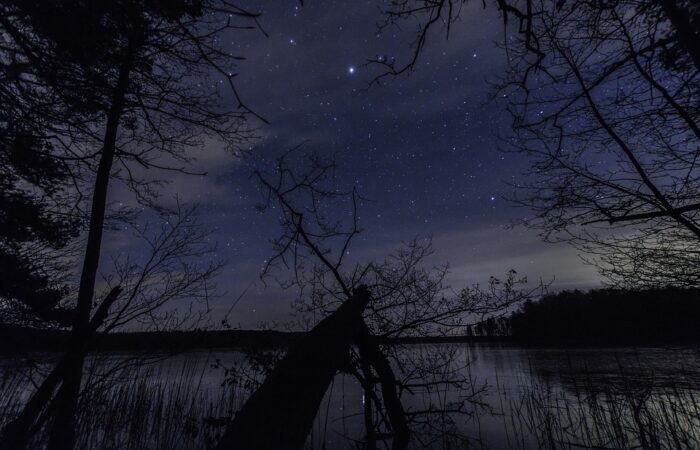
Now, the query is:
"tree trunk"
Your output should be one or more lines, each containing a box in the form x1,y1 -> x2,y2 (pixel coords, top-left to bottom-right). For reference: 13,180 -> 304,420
658,0 -> 700,73
45,44 -> 134,450
357,323 -> 410,450
0,287 -> 122,450
0,360 -> 66,450
215,286 -> 371,450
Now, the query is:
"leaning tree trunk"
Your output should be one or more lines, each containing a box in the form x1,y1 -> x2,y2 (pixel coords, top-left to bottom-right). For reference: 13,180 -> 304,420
0,287 -> 122,450
215,286 -> 372,450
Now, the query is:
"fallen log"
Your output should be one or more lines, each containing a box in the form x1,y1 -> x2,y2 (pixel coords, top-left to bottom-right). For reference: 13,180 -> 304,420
215,285 -> 371,450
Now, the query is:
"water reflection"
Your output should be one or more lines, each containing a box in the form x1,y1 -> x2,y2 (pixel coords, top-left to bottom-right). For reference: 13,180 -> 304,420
1,344 -> 698,449
523,346 -> 700,391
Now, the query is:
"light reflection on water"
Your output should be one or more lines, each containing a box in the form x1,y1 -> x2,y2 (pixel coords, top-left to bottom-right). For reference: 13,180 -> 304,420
1,343 -> 699,449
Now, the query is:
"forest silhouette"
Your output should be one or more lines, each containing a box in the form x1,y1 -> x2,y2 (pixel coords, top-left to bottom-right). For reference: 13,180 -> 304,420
509,287 -> 700,344
1,0 -> 699,449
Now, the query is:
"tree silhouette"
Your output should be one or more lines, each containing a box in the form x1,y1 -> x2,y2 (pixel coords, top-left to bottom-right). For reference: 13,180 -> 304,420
497,0 -> 700,287
0,1 -> 260,448
216,149 -> 534,449
370,0 -> 700,287
509,287 -> 700,343
0,131 -> 79,326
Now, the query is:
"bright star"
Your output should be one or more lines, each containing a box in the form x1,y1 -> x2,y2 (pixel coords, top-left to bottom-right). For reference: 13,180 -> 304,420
348,66 -> 355,74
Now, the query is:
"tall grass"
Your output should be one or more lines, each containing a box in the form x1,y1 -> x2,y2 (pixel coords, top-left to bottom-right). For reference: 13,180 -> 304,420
1,347 -> 699,449
493,366 -> 700,449
0,354 -> 245,450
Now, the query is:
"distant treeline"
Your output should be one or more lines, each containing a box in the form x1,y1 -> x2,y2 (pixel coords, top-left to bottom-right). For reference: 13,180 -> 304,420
508,287 -> 700,344
0,326 -> 304,354
3,287 -> 700,352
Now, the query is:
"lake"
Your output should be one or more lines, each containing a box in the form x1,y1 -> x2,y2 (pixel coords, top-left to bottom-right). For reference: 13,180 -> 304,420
2,343 -> 699,449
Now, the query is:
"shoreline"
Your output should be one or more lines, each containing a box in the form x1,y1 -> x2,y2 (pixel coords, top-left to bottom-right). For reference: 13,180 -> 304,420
2,326 -> 699,354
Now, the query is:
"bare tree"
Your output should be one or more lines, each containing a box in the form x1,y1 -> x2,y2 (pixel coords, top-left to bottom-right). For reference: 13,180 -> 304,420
216,148 -> 535,449
101,202 -> 222,333
0,203 -> 221,449
0,2 -> 262,448
495,0 -> 700,286
365,0 -> 700,287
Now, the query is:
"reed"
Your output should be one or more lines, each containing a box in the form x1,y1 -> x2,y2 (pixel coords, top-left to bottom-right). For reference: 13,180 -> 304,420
494,366 -> 700,449
0,355 -> 244,450
0,348 -> 698,449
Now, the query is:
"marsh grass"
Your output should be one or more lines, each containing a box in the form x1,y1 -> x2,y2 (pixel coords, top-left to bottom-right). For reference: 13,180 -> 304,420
492,366 -> 700,449
0,354 -> 244,450
1,348 -> 699,449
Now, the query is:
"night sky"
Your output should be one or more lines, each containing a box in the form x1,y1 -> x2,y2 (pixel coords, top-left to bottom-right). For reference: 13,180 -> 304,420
109,1 -> 601,328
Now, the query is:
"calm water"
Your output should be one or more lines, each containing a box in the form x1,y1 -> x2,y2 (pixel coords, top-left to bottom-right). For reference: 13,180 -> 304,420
2,343 -> 700,449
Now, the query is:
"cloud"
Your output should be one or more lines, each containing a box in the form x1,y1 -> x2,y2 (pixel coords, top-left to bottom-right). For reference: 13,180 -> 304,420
429,225 -> 602,289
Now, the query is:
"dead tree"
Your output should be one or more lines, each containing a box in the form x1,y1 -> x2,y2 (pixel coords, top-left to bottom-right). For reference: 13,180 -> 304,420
214,150 -> 408,449
217,149 -> 534,449
216,285 -> 372,449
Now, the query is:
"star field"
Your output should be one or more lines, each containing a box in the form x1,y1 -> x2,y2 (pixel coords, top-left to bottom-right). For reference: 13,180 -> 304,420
116,1 -> 602,326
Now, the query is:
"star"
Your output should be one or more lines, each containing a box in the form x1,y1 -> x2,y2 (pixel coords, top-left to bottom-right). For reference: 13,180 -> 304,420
348,66 -> 355,74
